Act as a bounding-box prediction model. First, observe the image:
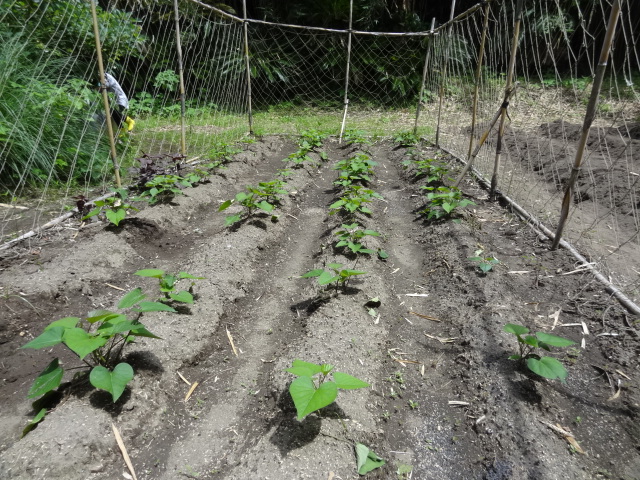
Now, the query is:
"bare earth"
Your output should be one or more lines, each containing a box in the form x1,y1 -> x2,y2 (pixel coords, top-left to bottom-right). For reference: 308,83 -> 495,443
0,136 -> 638,480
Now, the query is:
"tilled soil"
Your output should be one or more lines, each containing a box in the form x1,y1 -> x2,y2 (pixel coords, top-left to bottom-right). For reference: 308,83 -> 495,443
0,136 -> 638,480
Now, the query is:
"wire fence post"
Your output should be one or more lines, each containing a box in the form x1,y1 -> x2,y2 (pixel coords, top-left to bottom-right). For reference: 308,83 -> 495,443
435,0 -> 457,147
173,0 -> 187,156
339,0 -> 354,143
242,0 -> 254,135
413,18 -> 436,136
90,0 -> 121,188
466,3 -> 490,163
489,0 -> 523,200
551,0 -> 623,250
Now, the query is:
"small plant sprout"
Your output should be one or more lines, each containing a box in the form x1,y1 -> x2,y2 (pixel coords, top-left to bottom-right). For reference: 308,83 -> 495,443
286,360 -> 369,420
394,130 -> 420,147
139,174 -> 193,205
301,262 -> 366,292
408,400 -> 419,409
218,181 -> 287,226
420,185 -> 474,220
334,223 -> 381,255
22,287 -> 177,405
329,185 -> 383,217
82,188 -> 138,227
469,249 -> 500,273
134,269 -> 204,304
503,323 -> 577,382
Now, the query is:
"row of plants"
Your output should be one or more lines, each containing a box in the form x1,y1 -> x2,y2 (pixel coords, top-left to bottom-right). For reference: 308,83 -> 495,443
398,135 -> 576,381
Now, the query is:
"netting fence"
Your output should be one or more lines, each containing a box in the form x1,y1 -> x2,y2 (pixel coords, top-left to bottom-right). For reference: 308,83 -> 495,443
0,0 -> 638,309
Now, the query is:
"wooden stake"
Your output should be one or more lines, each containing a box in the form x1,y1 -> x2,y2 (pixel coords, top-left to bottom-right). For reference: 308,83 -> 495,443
90,0 -> 121,188
242,0 -> 254,134
551,0 -> 623,249
173,0 -> 187,155
339,0 -> 354,143
413,18 -> 436,135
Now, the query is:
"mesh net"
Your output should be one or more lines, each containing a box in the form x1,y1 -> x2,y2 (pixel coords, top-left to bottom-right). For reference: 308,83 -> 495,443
0,0 -> 638,305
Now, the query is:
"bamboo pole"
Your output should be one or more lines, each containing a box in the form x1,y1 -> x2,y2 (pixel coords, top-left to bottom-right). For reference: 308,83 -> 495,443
551,0 -> 623,250
242,0 -> 254,135
173,0 -> 187,155
466,3 -> 490,163
413,18 -> 436,135
339,0 -> 354,143
489,0 -> 523,200
454,84 -> 516,187
90,0 -> 121,188
435,0 -> 457,147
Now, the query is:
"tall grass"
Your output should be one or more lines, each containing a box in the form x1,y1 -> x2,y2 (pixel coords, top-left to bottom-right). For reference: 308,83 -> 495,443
0,33 -> 110,195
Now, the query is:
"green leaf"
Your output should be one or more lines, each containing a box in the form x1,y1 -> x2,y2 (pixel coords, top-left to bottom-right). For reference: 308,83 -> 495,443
218,199 -> 233,211
479,263 -> 493,273
289,376 -> 338,420
378,250 -> 389,259
333,371 -> 369,390
257,200 -> 274,212
89,363 -> 134,402
286,360 -> 323,377
22,327 -> 65,350
118,288 -> 147,309
526,356 -> 569,382
86,310 -> 117,323
27,359 -> 63,398
327,263 -> 343,270
225,214 -> 242,226
355,443 -> 386,475
62,328 -> 108,360
45,317 -> 80,330
169,291 -> 194,304
135,301 -> 177,312
105,208 -> 126,226
301,269 -> 324,278
317,272 -> 340,285
177,272 -> 205,280
134,269 -> 165,279
508,354 -> 522,360
523,335 -> 540,348
535,332 -> 576,347
81,207 -> 101,221
504,324 -> 529,336
22,408 -> 47,438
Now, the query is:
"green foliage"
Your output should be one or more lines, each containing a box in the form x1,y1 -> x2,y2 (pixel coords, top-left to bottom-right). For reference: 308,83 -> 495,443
504,324 -> 576,382
218,180 -> 287,226
22,286 -> 178,404
285,130 -> 328,168
330,185 -> 383,217
204,142 -> 242,169
334,223 -> 381,256
82,188 -> 138,227
355,443 -> 386,475
468,250 -> 500,273
342,130 -> 372,149
301,262 -> 366,292
394,131 -> 420,147
286,360 -> 369,420
134,269 -> 204,304
334,153 -> 377,187
138,174 -> 193,205
420,186 -> 474,220
402,153 -> 448,184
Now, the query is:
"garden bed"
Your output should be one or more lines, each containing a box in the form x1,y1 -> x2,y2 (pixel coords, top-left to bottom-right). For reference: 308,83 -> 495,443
0,135 -> 638,480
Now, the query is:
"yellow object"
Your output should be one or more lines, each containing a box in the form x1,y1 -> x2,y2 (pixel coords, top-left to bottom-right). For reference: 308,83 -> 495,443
125,116 -> 135,131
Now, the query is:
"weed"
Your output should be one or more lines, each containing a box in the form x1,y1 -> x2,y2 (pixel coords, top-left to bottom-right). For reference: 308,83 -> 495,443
134,269 -> 204,304
286,360 -> 369,420
301,262 -> 366,292
504,323 -> 576,382
468,249 -> 500,273
420,186 -> 474,220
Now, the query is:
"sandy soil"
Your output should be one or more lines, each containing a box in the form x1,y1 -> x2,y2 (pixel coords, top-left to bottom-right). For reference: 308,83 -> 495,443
0,136 -> 639,480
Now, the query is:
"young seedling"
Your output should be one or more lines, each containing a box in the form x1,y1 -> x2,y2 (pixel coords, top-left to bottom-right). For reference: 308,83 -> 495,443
139,174 -> 192,204
334,223 -> 381,255
394,130 -> 420,147
286,360 -> 369,420
22,287 -> 176,405
420,186 -> 474,220
503,323 -> 576,382
402,154 -> 448,184
329,185 -> 383,217
334,153 -> 377,187
301,262 -> 366,292
82,188 -> 138,227
134,269 -> 204,304
218,181 -> 287,226
205,141 -> 242,169
468,249 -> 500,273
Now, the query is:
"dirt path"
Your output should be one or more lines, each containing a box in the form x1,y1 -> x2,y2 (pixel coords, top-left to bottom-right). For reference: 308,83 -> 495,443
0,137 -> 638,479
